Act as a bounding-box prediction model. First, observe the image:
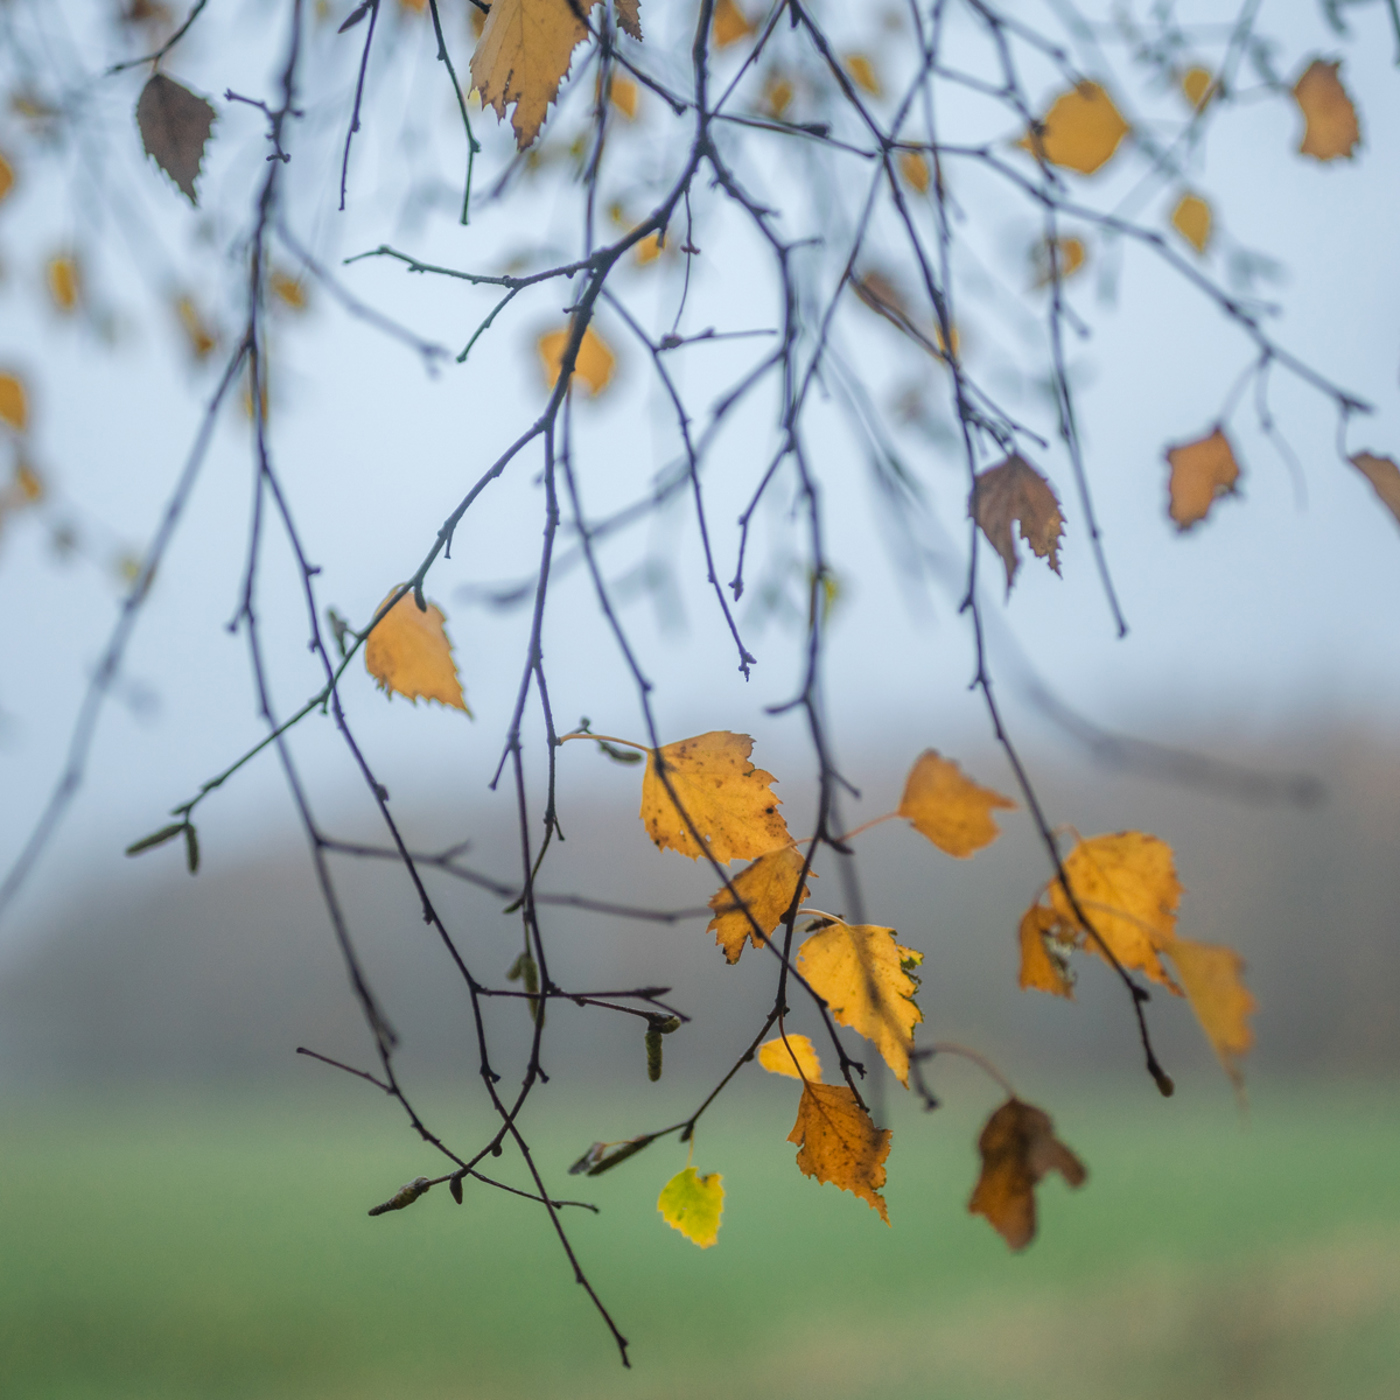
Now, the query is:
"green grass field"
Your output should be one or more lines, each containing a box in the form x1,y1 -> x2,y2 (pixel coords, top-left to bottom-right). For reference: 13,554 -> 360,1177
2,1078 -> 1398,1399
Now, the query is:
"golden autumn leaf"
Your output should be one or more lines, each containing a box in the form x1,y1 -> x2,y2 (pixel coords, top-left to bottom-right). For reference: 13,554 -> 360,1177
657,1166 -> 724,1249
269,269 -> 308,311
796,920 -> 922,1086
1293,58 -> 1360,162
1166,426 -> 1240,531
969,1098 -> 1086,1250
707,844 -> 812,963
174,295 -> 218,360
898,150 -> 930,193
1171,192 -> 1211,253
970,452 -> 1064,592
471,0 -> 588,149
1350,452 -> 1400,530
1047,831 -> 1182,988
788,1082 -> 892,1223
1019,81 -> 1129,175
1032,235 -> 1086,286
712,0 -> 753,48
0,150 -> 13,203
634,231 -> 663,265
46,254 -> 80,313
14,461 -> 44,503
1180,65 -> 1214,110
641,731 -> 789,864
538,324 -> 615,396
364,589 -> 470,712
761,71 -> 794,119
136,72 -> 216,204
843,53 -> 881,97
898,749 -> 1015,858
609,75 -> 639,119
0,372 -> 28,432
758,1033 -> 823,1082
1165,938 -> 1255,1088
1018,904 -> 1074,998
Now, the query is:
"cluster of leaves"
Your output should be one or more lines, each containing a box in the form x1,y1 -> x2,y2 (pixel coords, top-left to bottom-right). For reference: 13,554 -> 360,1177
2,0 -> 1396,1368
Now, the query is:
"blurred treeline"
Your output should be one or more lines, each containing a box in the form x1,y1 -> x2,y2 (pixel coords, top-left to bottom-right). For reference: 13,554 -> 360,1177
2,721 -> 1397,1090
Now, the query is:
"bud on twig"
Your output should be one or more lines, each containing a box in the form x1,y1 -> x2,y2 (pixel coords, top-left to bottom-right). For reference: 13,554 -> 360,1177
367,1176 -> 432,1216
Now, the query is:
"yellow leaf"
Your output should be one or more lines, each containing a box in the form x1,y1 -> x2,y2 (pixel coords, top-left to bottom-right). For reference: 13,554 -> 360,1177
634,231 -> 663,265
364,589 -> 470,712
470,0 -> 589,149
711,0 -> 753,48
761,72 -> 794,119
970,452 -> 1064,591
1018,904 -> 1074,998
174,295 -> 218,360
1349,452 -> 1400,531
641,731 -> 790,864
796,920 -> 922,1086
968,1098 -> 1086,1250
657,1166 -> 724,1249
398,0 -> 427,11
707,844 -> 812,963
538,324 -> 615,396
1047,831 -> 1182,988
1165,426 -> 1240,531
0,372 -> 28,432
1180,65 -> 1214,110
0,150 -> 14,204
1032,235 -> 1087,286
898,150 -> 930,193
898,749 -> 1015,858
843,53 -> 881,97
1293,58 -> 1360,162
609,75 -> 639,119
1165,938 -> 1255,1089
269,269 -> 308,311
14,461 -> 44,503
758,1033 -> 823,1082
1170,192 -> 1211,253
788,1082 -> 891,1224
1018,81 -> 1129,175
46,254 -> 80,313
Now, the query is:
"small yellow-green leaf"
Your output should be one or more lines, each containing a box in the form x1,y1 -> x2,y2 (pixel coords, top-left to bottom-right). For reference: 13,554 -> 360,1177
657,1166 -> 724,1248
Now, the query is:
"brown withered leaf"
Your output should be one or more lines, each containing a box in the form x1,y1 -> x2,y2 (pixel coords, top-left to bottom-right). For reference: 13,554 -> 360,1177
640,731 -> 790,864
614,0 -> 642,41
898,749 -> 1015,858
0,150 -> 13,204
1293,58 -> 1360,162
971,453 -> 1064,592
788,1082 -> 892,1223
1349,452 -> 1400,530
707,844 -> 812,963
1166,938 -> 1255,1089
969,1098 -> 1086,1250
364,589 -> 470,712
1166,427 -> 1239,530
136,73 -> 216,204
